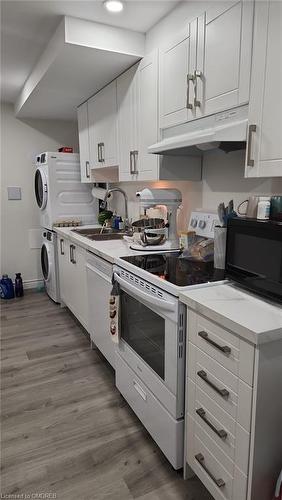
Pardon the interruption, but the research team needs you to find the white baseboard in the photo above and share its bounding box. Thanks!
[23,279,44,290]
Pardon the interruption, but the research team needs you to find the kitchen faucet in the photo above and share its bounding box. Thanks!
[100,187,130,230]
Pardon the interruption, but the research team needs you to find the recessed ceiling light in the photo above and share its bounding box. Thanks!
[103,0,124,13]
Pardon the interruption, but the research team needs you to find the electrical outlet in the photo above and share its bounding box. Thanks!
[7,187,21,200]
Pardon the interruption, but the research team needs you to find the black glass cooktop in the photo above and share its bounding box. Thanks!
[121,252,225,287]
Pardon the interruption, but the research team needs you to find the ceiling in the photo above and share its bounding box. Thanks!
[1,0,179,105]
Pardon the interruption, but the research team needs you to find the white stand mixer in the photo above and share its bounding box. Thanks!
[130,188,182,251]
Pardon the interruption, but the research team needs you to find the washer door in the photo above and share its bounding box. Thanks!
[35,167,48,210]
[41,244,50,281]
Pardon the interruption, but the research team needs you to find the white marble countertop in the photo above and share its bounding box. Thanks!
[180,283,282,345]
[54,225,146,264]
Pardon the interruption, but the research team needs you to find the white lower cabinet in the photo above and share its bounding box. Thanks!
[185,310,282,500]
[57,236,88,330]
[245,0,282,177]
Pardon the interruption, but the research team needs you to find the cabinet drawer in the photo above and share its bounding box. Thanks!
[115,353,183,469]
[188,310,254,385]
[186,414,248,500]
[188,343,252,431]
[187,378,250,474]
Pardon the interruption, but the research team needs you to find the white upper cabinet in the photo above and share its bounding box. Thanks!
[200,1,253,117]
[88,80,118,169]
[159,1,253,128]
[245,0,282,178]
[159,28,191,128]
[117,63,139,181]
[117,51,159,181]
[77,102,91,183]
[138,51,159,180]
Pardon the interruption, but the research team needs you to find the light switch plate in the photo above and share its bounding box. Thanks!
[7,187,22,200]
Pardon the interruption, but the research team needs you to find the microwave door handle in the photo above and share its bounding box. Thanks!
[114,273,175,312]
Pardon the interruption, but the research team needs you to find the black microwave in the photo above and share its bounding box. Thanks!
[225,218,282,303]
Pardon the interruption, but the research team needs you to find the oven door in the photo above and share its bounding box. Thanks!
[114,270,185,419]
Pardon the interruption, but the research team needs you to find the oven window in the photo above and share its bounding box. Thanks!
[120,292,165,379]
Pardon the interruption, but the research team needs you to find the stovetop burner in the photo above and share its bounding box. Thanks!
[121,252,225,287]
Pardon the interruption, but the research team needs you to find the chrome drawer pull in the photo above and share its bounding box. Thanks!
[60,239,64,255]
[196,408,227,439]
[197,370,229,399]
[198,331,231,355]
[195,453,225,488]
[186,73,194,109]
[246,124,256,167]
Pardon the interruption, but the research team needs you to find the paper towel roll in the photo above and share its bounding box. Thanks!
[91,187,113,201]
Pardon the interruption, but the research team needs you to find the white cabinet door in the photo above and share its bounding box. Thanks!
[197,1,253,117]
[77,102,91,183]
[137,51,159,180]
[245,0,282,178]
[159,27,191,128]
[57,237,88,330]
[117,52,159,181]
[68,244,88,330]
[117,63,139,181]
[57,237,72,307]
[89,81,118,169]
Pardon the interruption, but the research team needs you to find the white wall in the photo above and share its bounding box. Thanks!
[0,102,78,286]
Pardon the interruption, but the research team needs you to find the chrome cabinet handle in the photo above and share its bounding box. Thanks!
[97,143,100,162]
[196,408,227,440]
[186,74,194,109]
[71,245,76,264]
[60,239,64,255]
[130,151,134,174]
[198,331,231,355]
[98,142,105,162]
[195,453,225,488]
[69,244,73,263]
[197,370,229,399]
[194,70,202,107]
[247,124,256,167]
[85,161,90,178]
[133,150,139,174]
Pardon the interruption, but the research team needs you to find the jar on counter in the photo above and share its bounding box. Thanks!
[257,197,271,220]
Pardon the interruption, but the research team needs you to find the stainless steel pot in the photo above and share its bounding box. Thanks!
[132,218,166,246]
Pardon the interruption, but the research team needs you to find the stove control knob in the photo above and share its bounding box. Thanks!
[191,218,198,228]
[199,220,206,229]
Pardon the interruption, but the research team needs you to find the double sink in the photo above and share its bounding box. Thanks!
[72,227,129,241]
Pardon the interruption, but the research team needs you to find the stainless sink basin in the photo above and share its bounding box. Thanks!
[71,227,129,241]
[88,233,127,241]
[72,227,114,236]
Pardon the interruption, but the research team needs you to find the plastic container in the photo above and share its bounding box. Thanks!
[15,273,24,297]
[0,274,15,299]
[257,197,271,220]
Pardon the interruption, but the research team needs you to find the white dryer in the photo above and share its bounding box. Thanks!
[41,229,60,303]
[34,152,97,230]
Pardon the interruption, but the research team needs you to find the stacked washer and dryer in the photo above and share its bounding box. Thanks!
[35,152,97,302]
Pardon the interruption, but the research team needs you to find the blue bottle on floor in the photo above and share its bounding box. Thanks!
[0,274,15,299]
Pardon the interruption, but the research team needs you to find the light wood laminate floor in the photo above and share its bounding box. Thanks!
[1,291,213,500]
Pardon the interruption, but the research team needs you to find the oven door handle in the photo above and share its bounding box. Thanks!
[114,273,176,311]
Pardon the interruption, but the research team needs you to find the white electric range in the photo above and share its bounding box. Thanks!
[113,211,225,470]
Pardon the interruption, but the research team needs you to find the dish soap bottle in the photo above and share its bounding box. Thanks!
[0,274,15,299]
[15,273,24,297]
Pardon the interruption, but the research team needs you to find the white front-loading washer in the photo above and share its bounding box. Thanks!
[41,229,60,303]
[34,152,98,230]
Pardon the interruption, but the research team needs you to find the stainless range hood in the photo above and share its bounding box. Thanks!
[148,105,248,156]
